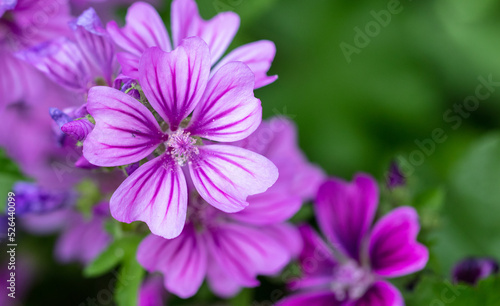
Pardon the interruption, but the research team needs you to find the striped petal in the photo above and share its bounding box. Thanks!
[171,0,239,65]
[137,225,207,298]
[186,62,261,142]
[110,155,188,239]
[117,52,140,79]
[106,2,171,57]
[189,145,278,213]
[17,37,90,91]
[369,207,429,278]
[315,174,379,262]
[83,86,165,167]
[206,223,290,292]
[213,40,278,89]
[139,37,210,131]
[71,8,115,85]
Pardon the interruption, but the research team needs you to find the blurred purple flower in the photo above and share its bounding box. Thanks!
[55,202,111,265]
[386,160,405,190]
[136,117,321,298]
[17,7,116,92]
[137,192,301,298]
[452,257,499,285]
[0,0,72,107]
[83,37,277,239]
[107,0,277,88]
[278,174,429,306]
[12,181,76,216]
[138,275,168,306]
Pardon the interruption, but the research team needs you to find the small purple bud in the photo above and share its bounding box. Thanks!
[124,162,140,176]
[120,79,141,100]
[49,107,72,128]
[452,257,499,285]
[61,118,94,141]
[386,160,406,190]
[11,182,76,216]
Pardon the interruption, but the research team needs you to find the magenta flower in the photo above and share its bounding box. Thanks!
[107,0,277,88]
[55,202,111,265]
[136,117,321,298]
[278,174,429,306]
[137,189,302,299]
[138,275,168,306]
[83,37,278,239]
[17,7,116,92]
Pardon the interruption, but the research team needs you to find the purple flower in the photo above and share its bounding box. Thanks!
[107,0,277,88]
[137,192,301,298]
[452,257,499,285]
[55,202,112,265]
[17,7,115,92]
[0,0,71,106]
[138,275,168,306]
[83,37,278,239]
[12,181,76,216]
[135,116,321,298]
[278,174,429,306]
[386,160,406,190]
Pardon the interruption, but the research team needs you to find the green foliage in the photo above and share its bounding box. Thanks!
[75,179,102,218]
[406,275,500,306]
[0,149,26,211]
[85,234,145,306]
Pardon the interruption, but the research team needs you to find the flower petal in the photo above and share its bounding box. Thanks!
[71,8,115,85]
[137,225,207,298]
[205,223,290,290]
[354,281,404,306]
[117,52,140,79]
[276,291,339,306]
[110,155,188,239]
[138,275,167,306]
[231,191,302,225]
[315,173,378,262]
[189,145,278,213]
[0,52,44,107]
[289,225,337,291]
[17,38,90,91]
[83,86,164,167]
[139,37,210,131]
[171,0,239,65]
[213,40,277,89]
[106,2,171,57]
[186,62,261,142]
[368,207,429,278]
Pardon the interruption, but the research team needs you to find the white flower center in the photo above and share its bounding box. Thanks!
[330,260,374,301]
[165,129,199,166]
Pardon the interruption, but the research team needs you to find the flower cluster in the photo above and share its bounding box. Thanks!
[0,0,434,305]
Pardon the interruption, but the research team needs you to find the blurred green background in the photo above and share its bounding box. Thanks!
[6,0,500,304]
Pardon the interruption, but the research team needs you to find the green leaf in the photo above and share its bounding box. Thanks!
[406,275,500,306]
[426,134,500,275]
[114,236,145,306]
[289,203,313,224]
[84,235,142,278]
[0,149,27,211]
[75,179,102,218]
[230,288,253,306]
